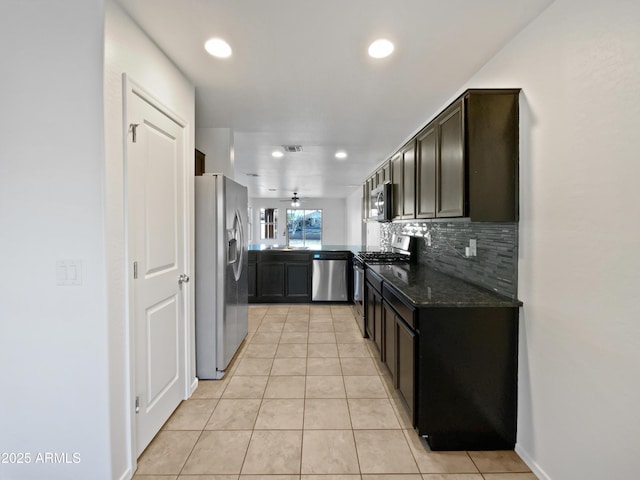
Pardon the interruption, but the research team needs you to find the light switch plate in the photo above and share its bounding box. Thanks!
[56,260,83,286]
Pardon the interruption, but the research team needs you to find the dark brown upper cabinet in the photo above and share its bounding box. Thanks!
[415,88,520,221]
[416,124,437,219]
[436,101,465,217]
[391,142,416,220]
[464,90,519,222]
[416,101,464,219]
[195,149,206,176]
[366,88,519,223]
[364,161,392,220]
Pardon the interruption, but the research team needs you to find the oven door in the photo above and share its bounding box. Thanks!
[352,260,365,336]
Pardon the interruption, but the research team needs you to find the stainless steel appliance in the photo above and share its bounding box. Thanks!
[369,182,392,221]
[311,251,349,301]
[352,255,365,335]
[353,234,416,337]
[195,174,249,379]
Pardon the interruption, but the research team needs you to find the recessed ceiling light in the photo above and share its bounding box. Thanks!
[204,38,232,58]
[335,151,348,159]
[368,39,394,59]
[272,150,284,158]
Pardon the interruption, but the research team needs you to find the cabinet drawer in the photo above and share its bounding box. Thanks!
[366,269,383,293]
[383,284,416,329]
[260,251,310,262]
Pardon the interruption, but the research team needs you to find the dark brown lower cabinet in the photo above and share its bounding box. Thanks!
[395,312,415,421]
[379,283,518,451]
[251,251,312,303]
[381,287,416,423]
[416,307,518,451]
[257,262,286,299]
[286,263,311,298]
[365,269,384,353]
[382,302,395,378]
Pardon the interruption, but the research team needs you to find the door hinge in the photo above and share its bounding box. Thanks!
[130,123,140,143]
[135,396,140,414]
[133,261,138,279]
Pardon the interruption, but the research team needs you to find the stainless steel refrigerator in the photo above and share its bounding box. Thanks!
[195,174,249,379]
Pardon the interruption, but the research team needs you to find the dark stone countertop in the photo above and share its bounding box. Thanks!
[366,263,522,308]
[249,244,361,254]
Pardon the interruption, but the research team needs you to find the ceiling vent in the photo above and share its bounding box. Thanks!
[282,145,303,153]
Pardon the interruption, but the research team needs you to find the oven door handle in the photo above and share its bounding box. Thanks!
[353,264,364,302]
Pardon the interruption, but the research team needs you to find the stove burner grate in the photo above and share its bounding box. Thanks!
[356,251,410,264]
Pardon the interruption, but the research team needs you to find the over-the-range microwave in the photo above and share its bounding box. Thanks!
[369,182,392,221]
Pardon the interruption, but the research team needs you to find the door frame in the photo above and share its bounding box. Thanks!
[122,74,196,471]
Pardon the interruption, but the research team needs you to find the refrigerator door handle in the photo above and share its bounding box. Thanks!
[230,210,244,281]
[228,237,238,264]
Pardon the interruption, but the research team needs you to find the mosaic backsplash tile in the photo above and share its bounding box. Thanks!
[380,221,518,299]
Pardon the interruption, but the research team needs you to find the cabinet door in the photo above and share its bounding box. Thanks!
[376,161,391,185]
[382,162,391,184]
[286,263,310,299]
[437,101,465,218]
[362,183,368,219]
[365,284,376,341]
[373,292,382,354]
[195,149,206,176]
[391,153,403,219]
[416,124,437,218]
[402,143,416,219]
[465,91,519,222]
[258,262,285,299]
[396,315,416,422]
[383,302,396,380]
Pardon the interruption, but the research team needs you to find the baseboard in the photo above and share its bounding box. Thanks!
[515,443,552,480]
[116,466,133,480]
[189,377,199,397]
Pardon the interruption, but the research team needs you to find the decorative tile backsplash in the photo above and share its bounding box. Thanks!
[380,221,518,299]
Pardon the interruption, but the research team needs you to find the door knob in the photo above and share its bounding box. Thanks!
[178,274,190,285]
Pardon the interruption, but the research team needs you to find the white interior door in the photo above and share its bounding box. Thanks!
[126,81,187,456]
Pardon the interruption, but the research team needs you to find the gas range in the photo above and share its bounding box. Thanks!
[355,234,415,265]
[355,251,411,264]
[352,234,415,338]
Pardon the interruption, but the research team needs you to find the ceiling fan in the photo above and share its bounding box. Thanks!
[279,192,304,207]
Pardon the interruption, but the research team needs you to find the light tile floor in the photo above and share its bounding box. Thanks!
[134,304,537,480]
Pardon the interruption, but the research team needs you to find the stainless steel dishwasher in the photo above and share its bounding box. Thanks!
[311,251,349,301]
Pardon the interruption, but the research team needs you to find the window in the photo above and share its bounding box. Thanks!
[260,208,278,239]
[286,209,322,247]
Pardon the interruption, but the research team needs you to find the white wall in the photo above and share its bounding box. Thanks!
[345,188,364,246]
[196,127,235,178]
[249,197,347,246]
[454,0,640,478]
[0,1,111,479]
[104,1,196,478]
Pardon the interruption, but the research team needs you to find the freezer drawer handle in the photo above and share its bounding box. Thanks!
[178,274,190,285]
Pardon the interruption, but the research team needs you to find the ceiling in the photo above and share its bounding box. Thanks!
[116,0,553,200]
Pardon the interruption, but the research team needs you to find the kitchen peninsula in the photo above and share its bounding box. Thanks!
[248,245,359,304]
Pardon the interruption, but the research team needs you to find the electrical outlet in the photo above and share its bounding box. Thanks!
[469,239,477,256]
